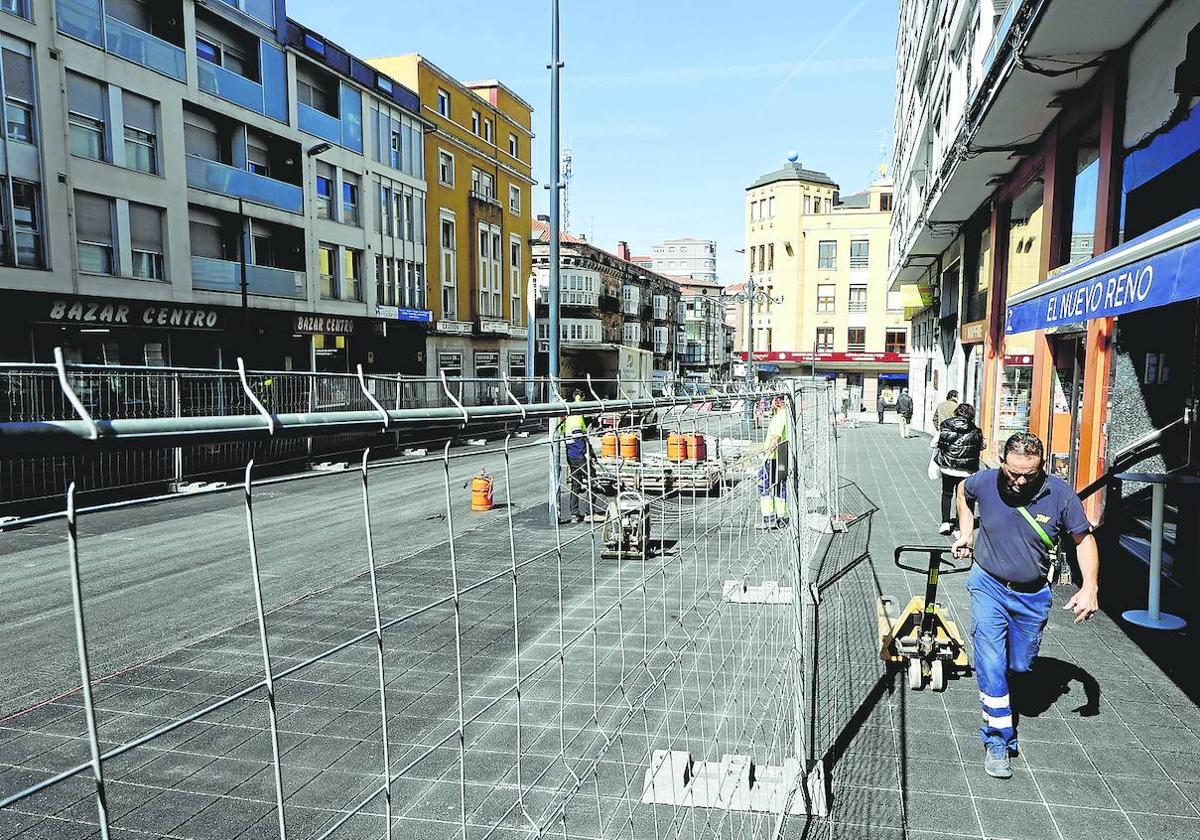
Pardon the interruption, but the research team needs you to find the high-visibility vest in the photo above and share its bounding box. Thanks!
[562,414,587,437]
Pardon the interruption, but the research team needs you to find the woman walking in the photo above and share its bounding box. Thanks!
[932,403,984,535]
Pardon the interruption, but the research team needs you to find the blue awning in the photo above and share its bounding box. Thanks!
[1005,208,1200,335]
[878,373,909,381]
[755,363,781,374]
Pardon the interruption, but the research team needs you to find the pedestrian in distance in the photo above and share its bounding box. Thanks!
[895,388,914,438]
[931,402,983,535]
[952,432,1099,780]
[934,389,960,429]
[876,392,886,424]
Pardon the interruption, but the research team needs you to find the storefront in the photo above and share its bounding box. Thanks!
[740,350,910,409]
[427,318,527,381]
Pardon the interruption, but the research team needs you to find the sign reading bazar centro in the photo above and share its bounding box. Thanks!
[735,350,909,364]
[49,298,220,329]
[294,314,354,335]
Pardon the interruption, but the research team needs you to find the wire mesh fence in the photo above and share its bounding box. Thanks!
[0,372,851,840]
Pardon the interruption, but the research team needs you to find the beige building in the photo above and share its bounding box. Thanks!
[740,160,908,406]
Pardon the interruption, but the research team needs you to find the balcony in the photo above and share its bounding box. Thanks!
[198,59,266,115]
[298,103,341,144]
[468,189,503,209]
[848,302,868,313]
[57,1,187,82]
[186,155,303,214]
[191,256,304,299]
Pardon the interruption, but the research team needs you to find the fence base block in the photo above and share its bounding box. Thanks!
[641,750,821,815]
[722,579,794,604]
[313,461,350,472]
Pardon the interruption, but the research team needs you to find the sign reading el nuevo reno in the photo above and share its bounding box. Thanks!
[1006,234,1200,334]
[49,298,220,328]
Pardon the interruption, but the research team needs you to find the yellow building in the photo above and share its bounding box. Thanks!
[742,160,907,408]
[369,54,534,378]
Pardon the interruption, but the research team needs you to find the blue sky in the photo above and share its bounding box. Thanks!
[286,0,898,281]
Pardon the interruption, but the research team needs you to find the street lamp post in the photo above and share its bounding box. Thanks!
[723,249,783,385]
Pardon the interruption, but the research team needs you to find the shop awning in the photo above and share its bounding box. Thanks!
[878,373,910,381]
[1005,208,1200,335]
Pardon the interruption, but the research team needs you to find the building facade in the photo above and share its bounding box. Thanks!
[890,0,1200,546]
[0,0,444,373]
[673,275,730,380]
[532,223,682,376]
[647,237,717,282]
[369,54,533,379]
[740,160,906,404]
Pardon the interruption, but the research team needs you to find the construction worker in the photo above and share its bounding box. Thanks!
[952,432,1099,779]
[754,395,790,529]
[558,391,601,524]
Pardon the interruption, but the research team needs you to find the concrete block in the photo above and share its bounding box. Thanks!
[722,579,794,604]
[312,461,349,472]
[641,750,823,815]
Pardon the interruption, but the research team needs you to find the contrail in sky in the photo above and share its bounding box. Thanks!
[760,0,873,112]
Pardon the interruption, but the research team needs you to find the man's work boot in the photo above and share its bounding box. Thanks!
[984,744,1012,779]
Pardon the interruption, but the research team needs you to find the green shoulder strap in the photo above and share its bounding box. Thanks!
[1016,505,1055,550]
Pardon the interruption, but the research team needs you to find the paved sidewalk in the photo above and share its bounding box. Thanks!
[816,422,1200,840]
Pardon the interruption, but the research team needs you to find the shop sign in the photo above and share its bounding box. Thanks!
[479,319,509,335]
[436,320,474,335]
[735,350,909,364]
[508,325,529,338]
[294,315,353,335]
[1006,212,1200,335]
[398,308,433,323]
[48,298,220,329]
[960,320,986,343]
[374,305,399,319]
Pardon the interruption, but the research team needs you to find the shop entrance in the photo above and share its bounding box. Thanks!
[1047,334,1087,484]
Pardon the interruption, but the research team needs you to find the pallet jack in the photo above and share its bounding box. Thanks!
[878,546,972,691]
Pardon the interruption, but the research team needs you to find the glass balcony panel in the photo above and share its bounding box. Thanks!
[198,59,265,114]
[261,42,288,124]
[243,0,274,25]
[298,102,341,144]
[104,15,186,81]
[56,0,103,46]
[191,256,304,299]
[186,155,303,213]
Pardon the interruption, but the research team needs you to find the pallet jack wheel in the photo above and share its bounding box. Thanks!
[907,658,923,691]
[929,659,945,692]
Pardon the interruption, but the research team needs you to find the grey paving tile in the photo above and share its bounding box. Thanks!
[1126,811,1200,840]
[1105,774,1197,816]
[902,791,982,836]
[972,797,1059,840]
[1031,769,1119,808]
[1049,804,1139,840]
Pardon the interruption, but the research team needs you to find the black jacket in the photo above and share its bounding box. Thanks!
[895,393,914,419]
[935,416,984,472]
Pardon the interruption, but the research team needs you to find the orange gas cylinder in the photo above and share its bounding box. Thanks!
[619,432,641,461]
[601,432,619,459]
[666,433,686,462]
[685,433,707,462]
[471,470,494,511]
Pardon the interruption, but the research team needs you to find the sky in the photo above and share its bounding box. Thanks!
[286,0,899,282]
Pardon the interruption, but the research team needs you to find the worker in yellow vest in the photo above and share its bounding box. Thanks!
[756,395,790,529]
[557,392,601,524]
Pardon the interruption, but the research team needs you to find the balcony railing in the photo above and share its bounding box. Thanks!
[191,256,305,299]
[198,59,266,116]
[849,256,869,271]
[185,155,303,214]
[57,1,187,81]
[298,102,341,144]
[847,342,866,352]
[848,302,868,313]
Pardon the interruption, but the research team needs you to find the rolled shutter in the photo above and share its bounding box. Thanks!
[129,203,163,253]
[122,91,156,133]
[67,72,105,119]
[74,193,113,244]
[2,50,32,102]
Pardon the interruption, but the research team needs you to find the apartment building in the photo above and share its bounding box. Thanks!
[0,0,438,373]
[368,54,533,380]
[673,275,730,380]
[532,224,682,375]
[740,157,904,402]
[647,237,717,282]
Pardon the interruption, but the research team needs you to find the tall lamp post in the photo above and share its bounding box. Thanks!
[723,249,783,385]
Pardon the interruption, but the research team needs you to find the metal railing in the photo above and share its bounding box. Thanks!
[0,370,840,839]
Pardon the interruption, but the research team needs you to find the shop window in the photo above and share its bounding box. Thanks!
[1005,174,1044,299]
[1064,119,1101,268]
[964,221,992,323]
[75,192,115,274]
[439,351,463,377]
[475,351,499,378]
[508,352,526,379]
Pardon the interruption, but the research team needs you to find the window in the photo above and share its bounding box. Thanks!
[768,196,775,218]
[315,163,334,219]
[483,118,493,143]
[804,194,812,214]
[817,240,836,270]
[246,141,269,176]
[849,285,868,312]
[75,192,115,274]
[816,327,834,352]
[319,242,337,298]
[510,237,522,325]
[376,255,393,306]
[471,168,494,200]
[440,213,457,319]
[436,88,450,117]
[886,329,908,354]
[509,352,526,378]
[342,177,359,225]
[438,351,463,377]
[767,243,774,271]
[438,149,454,186]
[849,240,869,270]
[3,47,35,144]
[129,202,164,280]
[816,284,835,313]
[509,184,520,214]
[879,192,893,211]
[471,110,480,135]
[343,248,362,301]
[847,328,866,351]
[195,37,219,65]
[297,77,331,114]
[122,91,157,174]
[67,73,106,161]
[9,179,42,267]
[476,224,502,317]
[748,245,756,272]
[508,133,518,158]
[1,0,29,20]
